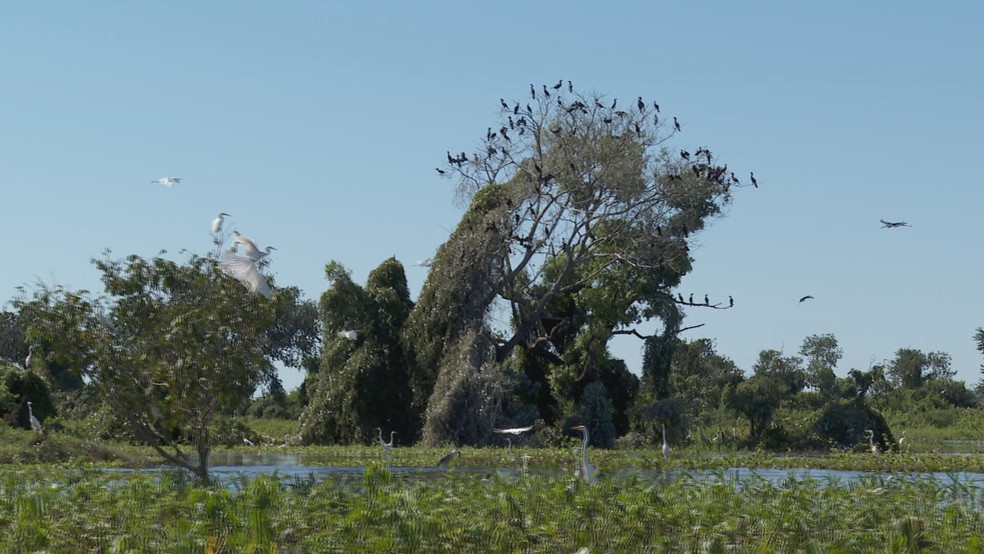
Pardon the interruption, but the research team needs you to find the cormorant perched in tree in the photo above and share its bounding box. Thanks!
[530,84,536,99]
[704,294,709,305]
[435,168,445,175]
[653,102,660,113]
[553,79,563,90]
[729,295,734,308]
[688,294,694,305]
[637,96,645,112]
[750,172,758,187]
[678,293,685,303]
[680,150,691,160]
[673,117,681,131]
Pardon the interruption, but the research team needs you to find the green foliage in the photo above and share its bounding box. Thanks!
[2,461,984,551]
[0,366,54,430]
[422,328,506,446]
[23,251,292,480]
[301,258,414,445]
[724,374,785,443]
[814,397,893,450]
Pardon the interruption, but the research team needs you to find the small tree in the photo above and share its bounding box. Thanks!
[799,333,841,396]
[26,252,293,481]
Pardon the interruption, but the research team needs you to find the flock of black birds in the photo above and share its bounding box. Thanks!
[433,81,912,314]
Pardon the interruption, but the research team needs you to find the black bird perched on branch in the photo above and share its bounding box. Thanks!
[680,150,691,160]
[678,293,685,303]
[553,79,563,90]
[673,117,681,131]
[435,168,445,175]
[689,294,694,305]
[729,296,734,308]
[567,80,573,93]
[637,97,645,112]
[704,294,709,305]
[653,102,660,113]
[750,172,758,187]
[530,84,536,99]
[799,295,814,303]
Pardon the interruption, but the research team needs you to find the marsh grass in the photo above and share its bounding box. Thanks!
[2,459,984,552]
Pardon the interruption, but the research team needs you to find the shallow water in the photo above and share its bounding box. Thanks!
[111,451,984,489]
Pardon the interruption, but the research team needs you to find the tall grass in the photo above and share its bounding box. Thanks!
[2,462,984,552]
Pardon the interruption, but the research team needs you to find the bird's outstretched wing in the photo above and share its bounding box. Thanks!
[492,424,535,435]
[219,252,271,297]
[799,295,814,303]
[880,219,909,228]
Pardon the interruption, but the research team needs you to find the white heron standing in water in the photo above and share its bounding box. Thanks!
[661,424,671,460]
[376,428,396,464]
[570,425,596,484]
[27,401,42,433]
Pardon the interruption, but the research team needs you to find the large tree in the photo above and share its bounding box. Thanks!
[300,258,414,444]
[406,82,750,443]
[24,251,304,480]
[799,333,842,396]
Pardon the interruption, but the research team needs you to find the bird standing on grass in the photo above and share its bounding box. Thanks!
[570,425,596,484]
[661,424,671,460]
[27,401,42,434]
[436,447,459,467]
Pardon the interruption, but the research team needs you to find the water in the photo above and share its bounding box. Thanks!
[110,451,984,489]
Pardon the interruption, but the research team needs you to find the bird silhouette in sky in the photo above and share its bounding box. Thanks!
[880,219,910,228]
[799,295,814,303]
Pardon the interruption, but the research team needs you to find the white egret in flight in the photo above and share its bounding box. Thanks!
[232,232,276,261]
[27,401,42,433]
[492,424,535,436]
[570,425,596,484]
[211,212,231,234]
[151,177,182,187]
[219,252,272,297]
[416,257,435,267]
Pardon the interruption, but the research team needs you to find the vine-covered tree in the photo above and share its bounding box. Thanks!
[24,252,303,480]
[406,82,752,444]
[300,258,414,444]
[886,348,952,390]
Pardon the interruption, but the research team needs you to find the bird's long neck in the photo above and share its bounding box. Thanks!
[388,431,396,446]
[28,404,33,418]
[377,429,384,445]
[580,428,589,472]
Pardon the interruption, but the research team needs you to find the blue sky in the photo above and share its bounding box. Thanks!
[2,2,982,391]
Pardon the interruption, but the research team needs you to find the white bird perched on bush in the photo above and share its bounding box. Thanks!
[211,212,231,234]
[337,330,358,341]
[232,232,276,261]
[151,177,182,187]
[219,252,272,297]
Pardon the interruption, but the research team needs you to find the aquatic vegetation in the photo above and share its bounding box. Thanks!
[1,458,984,552]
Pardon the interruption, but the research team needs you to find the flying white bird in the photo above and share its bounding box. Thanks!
[492,424,535,435]
[232,232,276,261]
[337,330,358,341]
[219,252,272,297]
[211,212,231,234]
[151,177,182,187]
[416,257,435,267]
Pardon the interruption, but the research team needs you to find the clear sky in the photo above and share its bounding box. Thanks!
[2,2,982,391]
